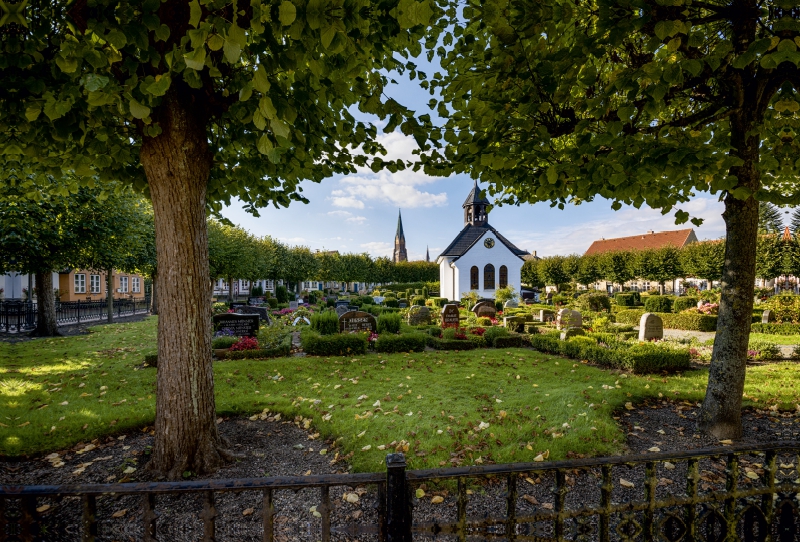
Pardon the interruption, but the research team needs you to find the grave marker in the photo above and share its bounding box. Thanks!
[555,309,582,330]
[762,309,774,324]
[289,301,299,310]
[638,313,664,341]
[339,311,378,333]
[407,305,431,325]
[441,304,461,328]
[212,313,260,338]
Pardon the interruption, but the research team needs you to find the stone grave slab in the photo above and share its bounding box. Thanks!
[339,311,378,333]
[503,299,519,309]
[407,305,431,325]
[638,313,664,341]
[441,304,461,328]
[471,300,497,318]
[762,309,774,324]
[289,301,299,310]
[235,306,271,323]
[212,313,260,337]
[555,309,581,330]
[335,305,350,318]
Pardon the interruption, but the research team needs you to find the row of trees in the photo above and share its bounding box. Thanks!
[525,235,799,292]
[207,220,438,297]
[0,180,156,335]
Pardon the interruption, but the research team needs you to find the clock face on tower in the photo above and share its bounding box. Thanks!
[484,237,495,249]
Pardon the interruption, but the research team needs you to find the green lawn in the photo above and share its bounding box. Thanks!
[749,333,800,346]
[3,317,800,472]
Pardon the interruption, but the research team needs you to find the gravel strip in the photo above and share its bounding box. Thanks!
[3,402,797,541]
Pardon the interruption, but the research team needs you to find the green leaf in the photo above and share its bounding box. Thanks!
[253,109,266,130]
[25,105,42,122]
[106,29,128,49]
[184,47,207,71]
[129,98,151,119]
[147,74,171,97]
[82,74,109,92]
[546,166,557,184]
[155,24,171,42]
[207,34,224,51]
[253,65,270,94]
[189,0,202,28]
[321,26,336,49]
[239,82,253,102]
[666,37,681,52]
[56,56,78,73]
[259,96,277,120]
[279,1,297,26]
[271,119,291,139]
[257,134,274,154]
[224,24,246,63]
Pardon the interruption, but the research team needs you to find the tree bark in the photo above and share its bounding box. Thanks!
[227,275,234,303]
[106,269,114,324]
[151,273,158,315]
[32,271,59,336]
[698,116,760,439]
[140,88,233,479]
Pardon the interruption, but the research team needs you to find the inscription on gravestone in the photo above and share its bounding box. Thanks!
[339,311,378,333]
[212,313,260,338]
[638,313,664,342]
[441,304,461,328]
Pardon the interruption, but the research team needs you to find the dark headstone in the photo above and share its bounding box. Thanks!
[335,305,350,318]
[407,305,431,325]
[471,300,496,318]
[398,302,408,309]
[441,304,461,328]
[335,300,350,308]
[236,306,271,323]
[212,313,260,337]
[248,297,265,305]
[230,301,247,309]
[348,305,359,311]
[339,311,378,333]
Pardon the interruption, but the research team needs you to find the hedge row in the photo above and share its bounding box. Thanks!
[528,334,690,374]
[429,338,478,350]
[615,309,717,332]
[300,330,368,356]
[375,333,427,353]
[750,322,800,335]
[218,335,293,360]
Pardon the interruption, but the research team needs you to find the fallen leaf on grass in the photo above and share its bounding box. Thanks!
[431,496,444,504]
[309,506,321,518]
[624,402,634,411]
[36,505,50,513]
[343,493,359,504]
[620,479,635,488]
[522,495,539,505]
[416,489,425,498]
[745,471,759,480]
[361,445,371,451]
[111,509,127,518]
[242,508,254,516]
[648,447,661,453]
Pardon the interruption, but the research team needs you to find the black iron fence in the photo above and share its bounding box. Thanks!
[0,297,150,333]
[2,442,799,541]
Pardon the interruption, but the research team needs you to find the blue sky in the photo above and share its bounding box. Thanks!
[221,55,732,259]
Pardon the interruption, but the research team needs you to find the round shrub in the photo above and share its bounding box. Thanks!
[377,312,402,334]
[360,295,374,305]
[411,296,425,306]
[275,285,289,303]
[484,326,509,344]
[310,310,339,335]
[644,295,674,313]
[265,298,279,308]
[672,297,699,313]
[574,292,611,312]
[477,317,493,326]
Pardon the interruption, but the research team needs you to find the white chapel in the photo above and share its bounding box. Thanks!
[437,180,529,301]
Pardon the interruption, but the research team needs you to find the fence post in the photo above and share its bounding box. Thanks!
[385,453,411,542]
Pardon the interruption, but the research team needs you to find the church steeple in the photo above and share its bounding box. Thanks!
[426,246,430,262]
[393,210,408,263]
[463,179,490,226]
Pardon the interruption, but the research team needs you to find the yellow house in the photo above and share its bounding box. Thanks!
[58,269,147,302]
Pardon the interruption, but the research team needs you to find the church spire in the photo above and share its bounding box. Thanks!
[426,246,430,262]
[463,179,490,226]
[393,209,408,263]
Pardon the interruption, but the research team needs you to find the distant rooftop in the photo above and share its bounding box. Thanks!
[584,229,697,256]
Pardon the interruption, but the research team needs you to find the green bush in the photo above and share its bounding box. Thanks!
[218,335,292,360]
[383,292,397,299]
[422,287,429,298]
[275,285,289,303]
[251,284,264,297]
[484,326,509,343]
[212,336,239,349]
[411,296,426,306]
[493,335,528,348]
[212,302,229,315]
[310,310,340,335]
[614,293,636,307]
[384,299,399,308]
[429,297,448,308]
[375,333,427,353]
[300,330,368,356]
[552,294,571,306]
[477,317,493,326]
[616,309,646,325]
[431,338,477,350]
[621,343,691,373]
[672,297,698,313]
[574,292,611,312]
[644,296,674,313]
[263,297,277,309]
[359,295,374,305]
[377,312,402,334]
[426,326,442,337]
[750,323,800,335]
[659,312,717,332]
[748,340,781,360]
[441,327,459,340]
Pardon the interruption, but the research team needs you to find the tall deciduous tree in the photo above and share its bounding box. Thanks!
[633,246,684,292]
[425,0,800,437]
[536,255,569,291]
[573,254,602,288]
[680,241,726,285]
[5,0,436,477]
[598,251,635,291]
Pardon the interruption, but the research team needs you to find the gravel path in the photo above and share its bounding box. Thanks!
[3,401,798,541]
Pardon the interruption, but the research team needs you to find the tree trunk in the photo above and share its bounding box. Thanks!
[140,88,232,478]
[32,271,59,336]
[106,269,114,323]
[151,272,159,315]
[698,108,760,439]
[227,275,234,303]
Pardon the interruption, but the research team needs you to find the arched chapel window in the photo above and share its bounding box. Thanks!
[499,266,508,288]
[484,264,495,290]
[470,266,479,290]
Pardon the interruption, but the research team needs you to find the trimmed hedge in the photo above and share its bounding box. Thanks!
[493,335,529,348]
[660,312,717,332]
[614,292,641,307]
[644,296,674,313]
[218,335,292,360]
[750,322,800,335]
[672,297,698,313]
[574,293,611,312]
[310,310,339,335]
[429,297,448,308]
[375,333,427,353]
[484,326,509,343]
[211,336,239,349]
[384,299,399,308]
[411,296,426,306]
[377,313,402,334]
[528,334,689,373]
[616,309,646,325]
[430,338,477,350]
[300,331,368,356]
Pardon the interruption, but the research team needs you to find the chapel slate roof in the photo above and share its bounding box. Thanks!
[462,179,491,207]
[438,223,529,260]
[584,228,697,256]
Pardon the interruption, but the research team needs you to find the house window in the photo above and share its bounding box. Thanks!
[499,266,508,288]
[132,277,141,293]
[470,266,479,290]
[74,273,86,294]
[120,276,129,293]
[484,264,495,290]
[90,274,101,293]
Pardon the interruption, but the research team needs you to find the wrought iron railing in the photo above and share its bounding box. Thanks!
[1,443,798,541]
[0,297,150,333]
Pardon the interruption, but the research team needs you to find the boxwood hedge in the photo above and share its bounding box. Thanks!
[300,330,367,356]
[375,333,427,353]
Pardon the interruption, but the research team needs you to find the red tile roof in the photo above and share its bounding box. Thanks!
[584,229,697,256]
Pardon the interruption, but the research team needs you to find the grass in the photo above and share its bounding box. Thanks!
[749,333,800,346]
[3,317,800,472]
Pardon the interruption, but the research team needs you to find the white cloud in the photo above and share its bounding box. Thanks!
[279,236,308,245]
[327,210,352,218]
[504,196,726,257]
[360,241,394,258]
[329,132,449,210]
[346,216,367,224]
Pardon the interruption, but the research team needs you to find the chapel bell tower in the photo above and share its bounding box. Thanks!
[463,179,490,226]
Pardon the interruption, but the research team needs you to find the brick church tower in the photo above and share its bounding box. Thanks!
[393,210,408,263]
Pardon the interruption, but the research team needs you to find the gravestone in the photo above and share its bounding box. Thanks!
[348,305,359,311]
[335,305,350,318]
[236,306,271,323]
[407,305,431,326]
[230,301,247,310]
[560,328,585,340]
[373,296,385,305]
[503,299,519,309]
[289,301,299,310]
[398,302,408,309]
[538,310,555,323]
[472,300,497,318]
[503,316,525,332]
[212,313,260,338]
[638,313,664,341]
[441,304,461,328]
[555,309,581,330]
[762,310,774,324]
[339,311,378,333]
[248,297,265,305]
[336,300,350,307]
